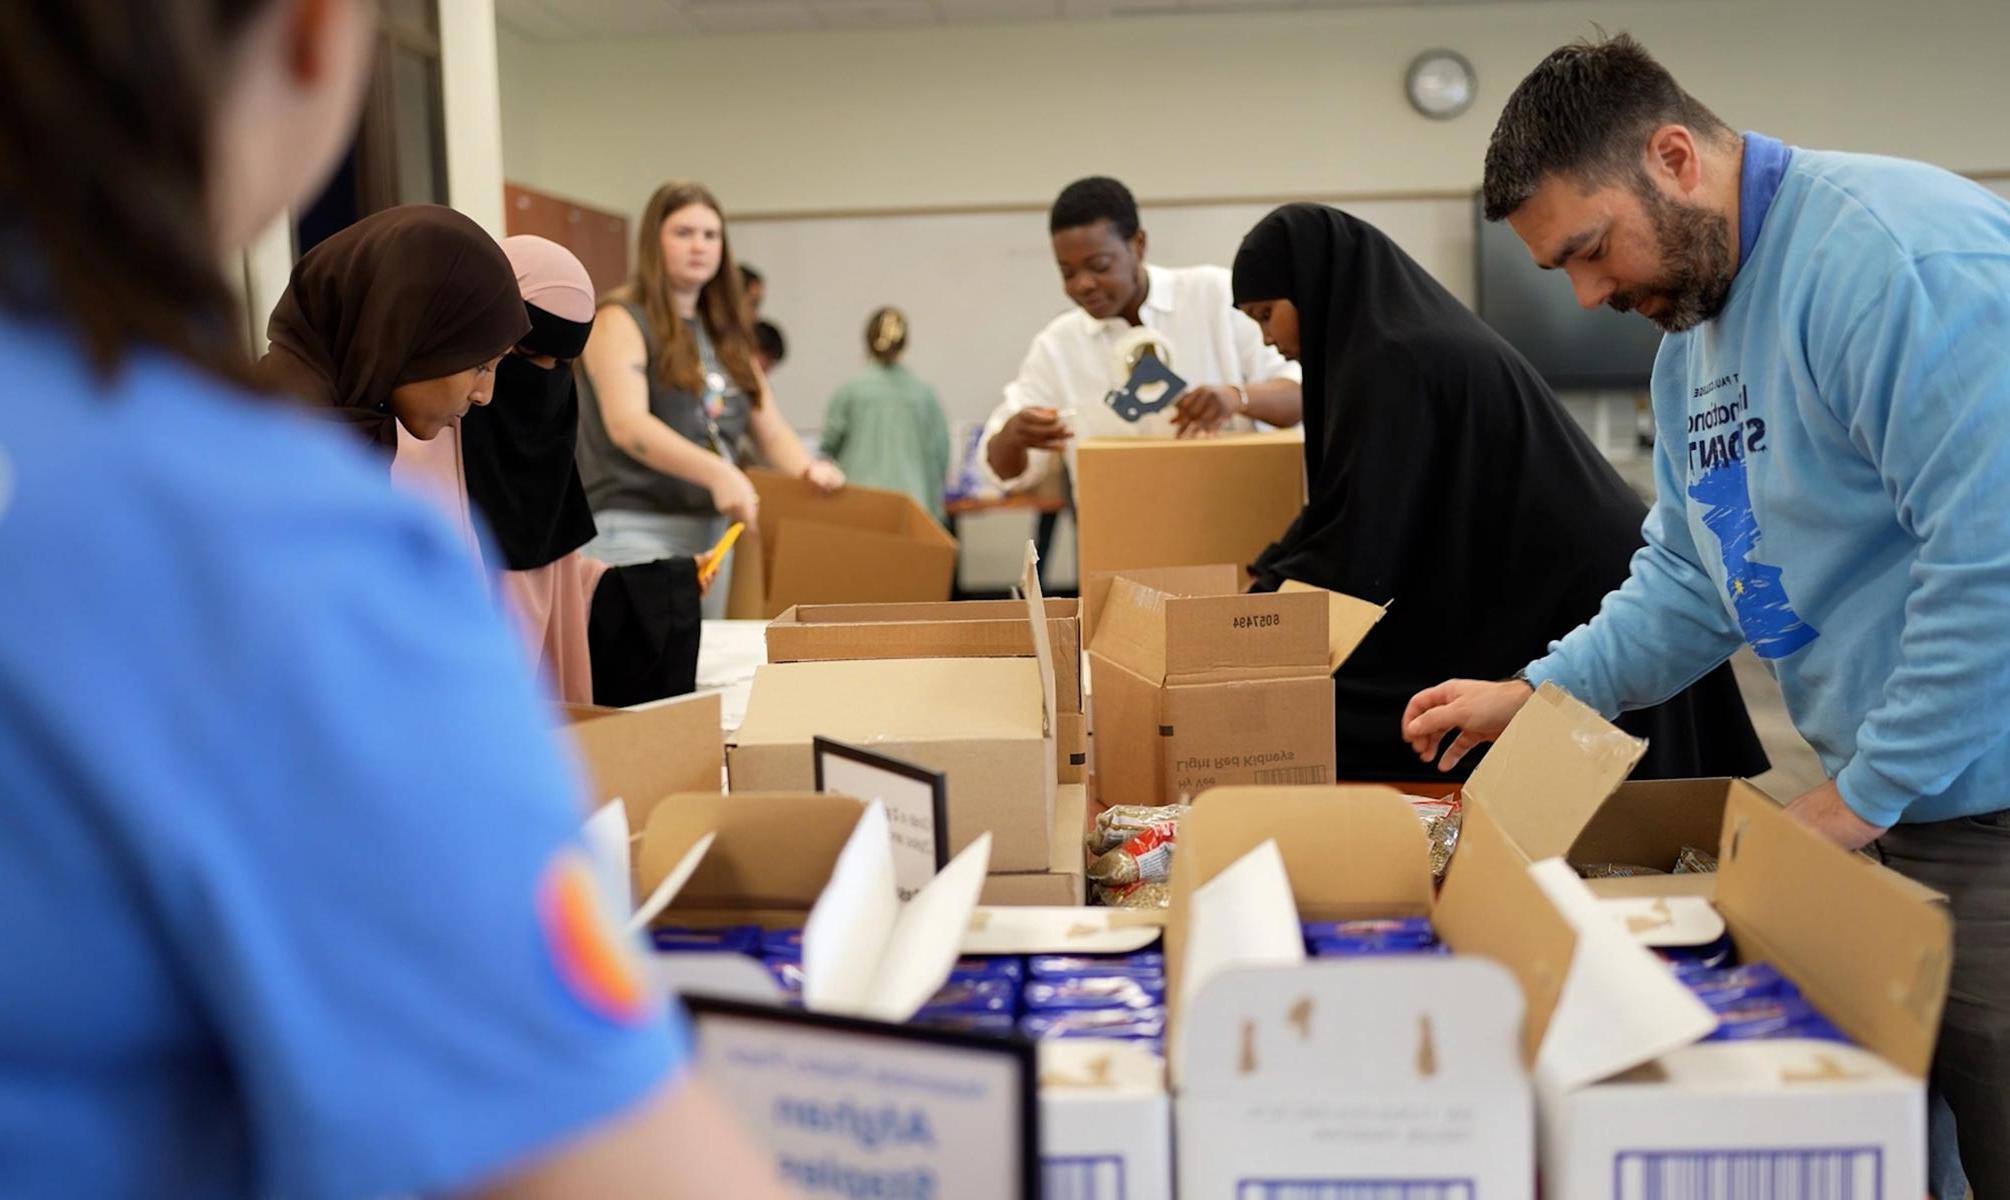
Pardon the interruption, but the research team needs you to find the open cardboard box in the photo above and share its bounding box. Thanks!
[765,591,1086,783]
[1164,786,1538,1197]
[726,468,958,620]
[977,782,1088,907]
[559,692,723,829]
[729,547,1060,872]
[1073,430,1305,639]
[1088,566,1384,808]
[1445,683,1955,1199]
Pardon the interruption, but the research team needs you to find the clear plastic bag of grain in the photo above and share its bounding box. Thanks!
[1405,794,1463,879]
[1091,804,1189,855]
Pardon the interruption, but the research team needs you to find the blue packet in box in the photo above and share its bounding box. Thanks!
[1301,918,1436,945]
[1655,931,1735,970]
[1020,1006,1167,1041]
[759,928,805,960]
[1704,995,1848,1042]
[916,1010,1016,1036]
[1022,976,1164,1011]
[767,960,805,994]
[652,925,762,955]
[949,955,1025,985]
[921,977,1017,1015]
[1029,952,1164,980]
[1681,963,1798,1011]
[1308,939,1450,959]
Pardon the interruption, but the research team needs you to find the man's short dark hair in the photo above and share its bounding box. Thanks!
[1049,176,1140,239]
[754,318,786,365]
[739,263,763,288]
[1482,32,1732,222]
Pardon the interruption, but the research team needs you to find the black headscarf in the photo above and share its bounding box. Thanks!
[1230,204,1765,781]
[260,205,528,455]
[457,235,599,571]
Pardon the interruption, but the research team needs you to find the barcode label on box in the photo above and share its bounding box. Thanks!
[1233,1181,1476,1199]
[1044,1155,1127,1199]
[1253,765,1331,785]
[1614,1147,1882,1199]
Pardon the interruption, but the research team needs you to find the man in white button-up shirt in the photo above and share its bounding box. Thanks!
[981,177,1304,492]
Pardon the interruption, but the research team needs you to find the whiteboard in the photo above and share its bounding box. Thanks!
[732,194,1474,436]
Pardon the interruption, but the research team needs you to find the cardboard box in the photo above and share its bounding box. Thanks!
[1444,683,1954,1199]
[1073,430,1304,636]
[766,597,1083,715]
[1087,566,1384,808]
[764,594,1088,783]
[979,783,1087,907]
[728,549,1061,872]
[1039,1041,1173,1200]
[728,468,958,620]
[560,693,723,829]
[1164,786,1537,1197]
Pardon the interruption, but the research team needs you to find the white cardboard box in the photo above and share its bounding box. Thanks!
[1038,1040,1173,1200]
[1444,683,1955,1200]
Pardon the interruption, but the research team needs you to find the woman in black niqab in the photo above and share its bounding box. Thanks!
[1230,203,1765,780]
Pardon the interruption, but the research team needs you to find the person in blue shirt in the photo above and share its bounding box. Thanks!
[0,1,780,1196]
[1401,33,2010,1195]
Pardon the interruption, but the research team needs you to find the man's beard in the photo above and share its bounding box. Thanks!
[1608,184,1735,333]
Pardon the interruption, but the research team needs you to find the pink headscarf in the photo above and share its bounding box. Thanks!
[503,235,596,323]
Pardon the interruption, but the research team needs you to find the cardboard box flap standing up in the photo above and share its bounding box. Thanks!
[1458,682,1649,862]
[560,693,724,828]
[1016,544,1058,739]
[741,467,958,618]
[729,545,1059,870]
[1279,579,1390,672]
[637,792,864,927]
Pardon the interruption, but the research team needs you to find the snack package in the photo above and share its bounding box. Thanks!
[1020,1006,1167,1042]
[1678,962,1798,1011]
[767,959,806,993]
[1021,976,1164,1012]
[1088,821,1177,888]
[1406,795,1463,879]
[948,955,1025,985]
[1029,952,1165,981]
[652,925,763,955]
[760,928,806,960]
[915,1010,1017,1036]
[1302,918,1436,945]
[1091,804,1189,856]
[1704,996,1849,1043]
[920,976,1019,1015]
[1309,940,1451,959]
[1577,863,1668,880]
[1656,932,1736,970]
[1674,845,1721,875]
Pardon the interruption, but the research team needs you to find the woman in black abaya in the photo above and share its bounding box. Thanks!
[1230,203,1765,780]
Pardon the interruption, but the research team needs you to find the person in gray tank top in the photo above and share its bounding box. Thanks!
[577,181,843,617]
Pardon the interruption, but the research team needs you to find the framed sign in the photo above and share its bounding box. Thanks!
[813,737,949,901]
[683,995,1039,1200]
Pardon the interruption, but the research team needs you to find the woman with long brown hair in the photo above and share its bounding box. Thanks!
[577,181,842,616]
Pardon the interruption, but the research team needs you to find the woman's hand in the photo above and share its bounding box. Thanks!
[708,463,761,526]
[803,460,845,494]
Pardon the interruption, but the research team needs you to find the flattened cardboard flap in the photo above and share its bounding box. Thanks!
[1714,784,1952,1077]
[637,792,863,919]
[1084,563,1240,645]
[1279,580,1389,673]
[1087,577,1173,682]
[561,693,724,828]
[1462,681,1647,862]
[1018,542,1058,736]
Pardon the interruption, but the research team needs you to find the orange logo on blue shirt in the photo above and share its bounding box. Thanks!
[536,847,655,1027]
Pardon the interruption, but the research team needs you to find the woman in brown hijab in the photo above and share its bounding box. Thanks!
[261,205,528,454]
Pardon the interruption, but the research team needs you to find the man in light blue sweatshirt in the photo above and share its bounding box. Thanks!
[1401,33,2010,1194]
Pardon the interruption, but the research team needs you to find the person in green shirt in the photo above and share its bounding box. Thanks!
[820,307,952,524]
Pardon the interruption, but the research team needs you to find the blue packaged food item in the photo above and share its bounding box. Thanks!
[915,1010,1017,1036]
[1029,952,1164,980]
[760,928,806,960]
[1655,931,1735,969]
[949,955,1025,985]
[652,924,762,955]
[1301,918,1436,945]
[767,960,806,993]
[1308,939,1451,959]
[920,977,1018,1015]
[1704,996,1834,1041]
[1020,1006,1167,1041]
[1682,963,1798,1011]
[1022,976,1164,1011]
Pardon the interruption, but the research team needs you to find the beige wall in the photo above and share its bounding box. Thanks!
[498,0,2010,220]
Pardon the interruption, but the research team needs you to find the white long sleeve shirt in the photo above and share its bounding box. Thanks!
[980,263,1301,492]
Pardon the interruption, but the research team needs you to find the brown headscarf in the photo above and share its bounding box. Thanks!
[260,205,529,454]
